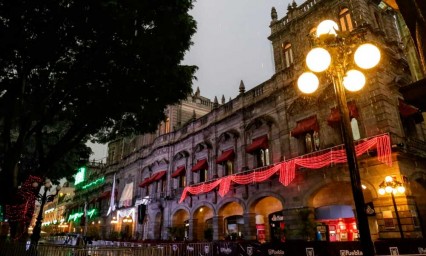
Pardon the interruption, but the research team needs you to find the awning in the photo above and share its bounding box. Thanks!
[138,178,151,188]
[216,149,235,163]
[327,101,359,125]
[399,98,424,123]
[291,115,319,138]
[192,159,208,172]
[171,166,186,178]
[118,182,133,208]
[152,170,166,181]
[245,135,268,154]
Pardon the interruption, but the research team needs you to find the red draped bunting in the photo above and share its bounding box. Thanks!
[179,134,392,203]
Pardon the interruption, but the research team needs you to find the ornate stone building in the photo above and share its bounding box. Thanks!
[96,0,426,243]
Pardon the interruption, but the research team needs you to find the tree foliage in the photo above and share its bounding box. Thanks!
[0,0,197,206]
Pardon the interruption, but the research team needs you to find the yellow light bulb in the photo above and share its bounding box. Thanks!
[385,176,393,182]
[316,20,339,37]
[397,186,405,194]
[354,43,381,69]
[306,47,331,72]
[297,72,319,94]
[378,188,385,195]
[385,186,393,193]
[343,70,365,91]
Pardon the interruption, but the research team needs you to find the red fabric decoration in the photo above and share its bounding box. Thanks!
[192,159,208,172]
[138,178,151,188]
[216,149,235,163]
[399,98,420,117]
[246,135,268,153]
[152,170,167,181]
[171,166,186,178]
[291,115,319,137]
[327,101,359,125]
[178,134,392,203]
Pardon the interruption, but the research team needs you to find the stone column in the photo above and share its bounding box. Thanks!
[188,218,198,241]
[244,213,257,240]
[213,215,224,240]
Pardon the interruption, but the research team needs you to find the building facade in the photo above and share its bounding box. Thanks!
[84,0,426,243]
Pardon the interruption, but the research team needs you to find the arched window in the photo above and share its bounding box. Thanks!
[283,43,294,68]
[351,118,361,140]
[339,8,353,32]
[165,117,170,133]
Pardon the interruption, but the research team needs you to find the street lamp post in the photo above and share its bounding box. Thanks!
[297,20,381,256]
[378,176,406,238]
[30,179,61,246]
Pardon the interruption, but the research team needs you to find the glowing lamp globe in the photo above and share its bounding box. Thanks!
[378,188,385,195]
[306,48,331,72]
[397,185,405,194]
[297,72,319,94]
[385,176,393,182]
[385,186,393,193]
[354,43,381,69]
[343,70,366,91]
[316,20,339,37]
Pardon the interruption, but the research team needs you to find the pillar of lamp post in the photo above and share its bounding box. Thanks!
[378,176,406,238]
[297,20,381,256]
[30,180,61,246]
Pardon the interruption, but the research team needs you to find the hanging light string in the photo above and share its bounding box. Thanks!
[179,133,392,203]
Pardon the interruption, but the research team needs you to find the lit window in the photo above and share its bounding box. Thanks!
[224,160,234,176]
[305,131,320,153]
[283,43,294,68]
[339,8,353,32]
[179,175,186,188]
[256,149,270,168]
[351,118,361,140]
[165,118,170,133]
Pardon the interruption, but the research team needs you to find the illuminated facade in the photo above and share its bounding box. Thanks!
[99,0,426,242]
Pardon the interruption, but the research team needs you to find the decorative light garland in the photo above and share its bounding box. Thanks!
[179,134,392,203]
[5,175,43,240]
[80,177,105,190]
[68,208,98,221]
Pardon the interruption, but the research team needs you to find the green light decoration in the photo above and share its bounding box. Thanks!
[81,177,105,190]
[68,209,98,221]
[74,167,86,185]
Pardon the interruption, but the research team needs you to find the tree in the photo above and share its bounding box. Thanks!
[0,0,196,238]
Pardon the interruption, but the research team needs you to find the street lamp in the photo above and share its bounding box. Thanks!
[378,176,405,238]
[297,20,380,256]
[30,179,61,246]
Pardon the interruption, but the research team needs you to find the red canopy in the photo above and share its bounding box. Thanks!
[291,115,319,138]
[171,166,186,178]
[192,159,208,172]
[216,149,235,163]
[327,101,359,125]
[245,135,268,154]
[399,98,420,117]
[138,178,152,188]
[399,98,424,123]
[152,170,167,181]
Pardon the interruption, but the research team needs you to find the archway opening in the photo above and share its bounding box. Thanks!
[193,206,213,241]
[250,196,283,242]
[219,201,244,240]
[170,209,189,240]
